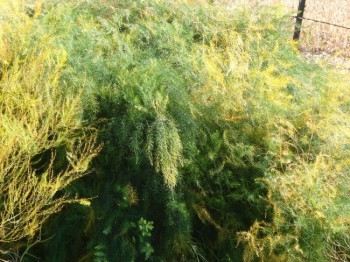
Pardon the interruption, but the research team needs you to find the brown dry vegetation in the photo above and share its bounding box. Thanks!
[216,0,350,58]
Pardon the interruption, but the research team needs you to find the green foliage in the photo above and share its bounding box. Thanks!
[138,218,155,260]
[2,0,350,261]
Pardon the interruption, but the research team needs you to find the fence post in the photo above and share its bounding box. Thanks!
[293,0,306,40]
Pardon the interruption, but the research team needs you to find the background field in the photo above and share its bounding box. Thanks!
[217,0,350,58]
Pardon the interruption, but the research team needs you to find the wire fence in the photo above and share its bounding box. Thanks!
[293,0,350,41]
[293,16,350,31]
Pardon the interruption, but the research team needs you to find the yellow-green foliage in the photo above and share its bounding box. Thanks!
[39,1,349,259]
[173,4,350,260]
[146,92,183,189]
[0,0,100,252]
[236,45,350,261]
[1,0,350,260]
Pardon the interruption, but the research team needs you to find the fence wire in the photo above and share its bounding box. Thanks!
[292,15,350,30]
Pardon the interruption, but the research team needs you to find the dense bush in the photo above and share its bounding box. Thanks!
[1,0,350,261]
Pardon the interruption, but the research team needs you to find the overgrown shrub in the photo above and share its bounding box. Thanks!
[1,0,350,261]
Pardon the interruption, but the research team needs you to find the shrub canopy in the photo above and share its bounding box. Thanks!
[1,0,350,261]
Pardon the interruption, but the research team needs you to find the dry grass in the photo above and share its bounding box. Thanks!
[216,0,350,57]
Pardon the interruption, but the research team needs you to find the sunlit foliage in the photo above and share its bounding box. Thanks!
[0,0,100,257]
[1,0,350,261]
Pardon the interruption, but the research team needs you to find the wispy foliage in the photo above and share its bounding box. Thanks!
[2,0,350,261]
[0,0,100,256]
